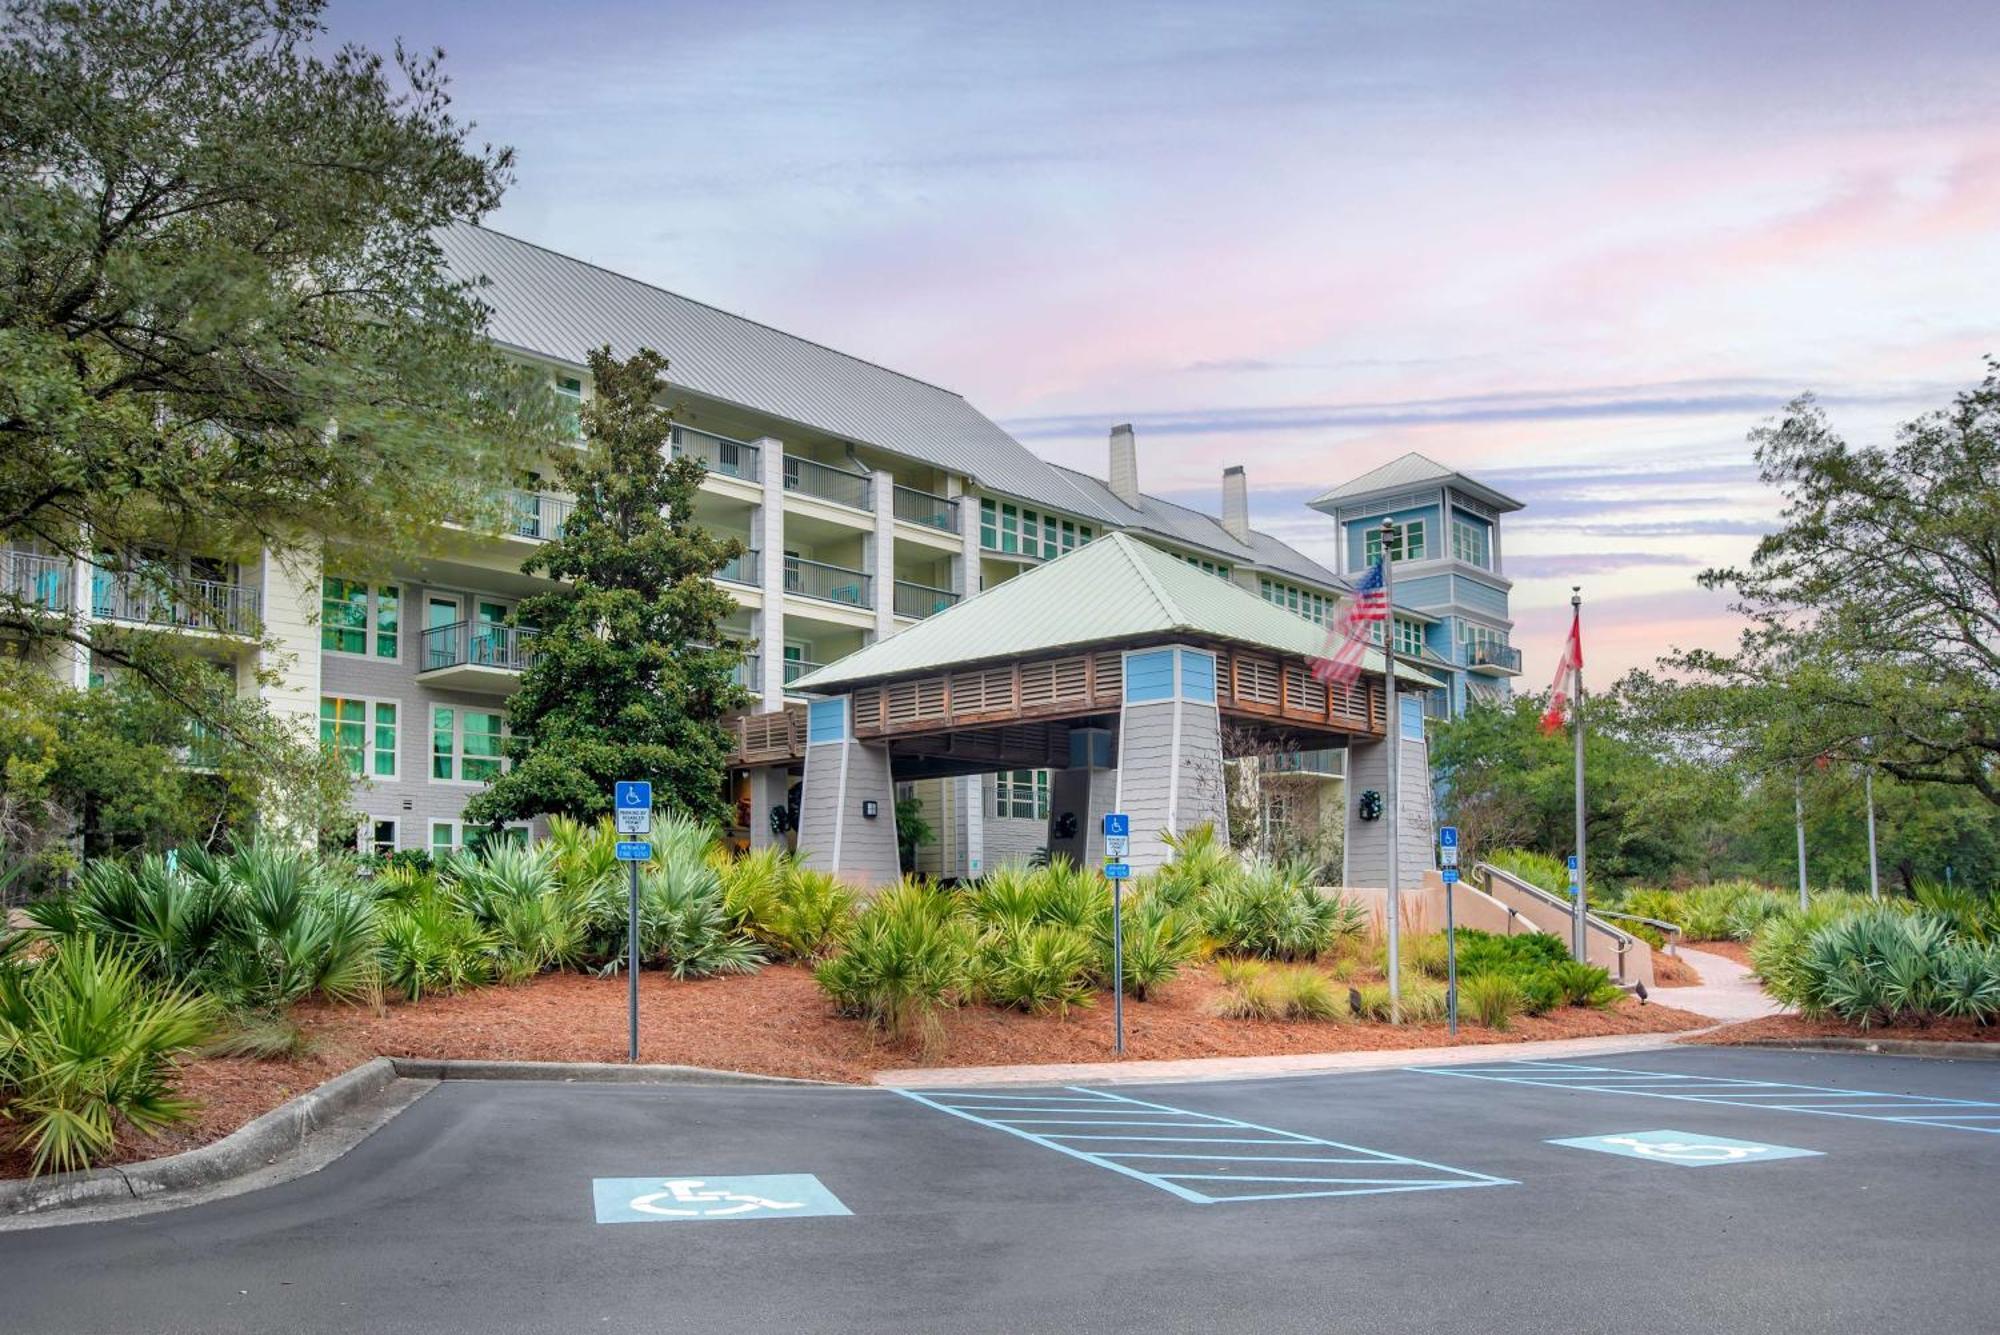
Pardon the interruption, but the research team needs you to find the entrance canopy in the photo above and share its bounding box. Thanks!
[735,533,1441,775]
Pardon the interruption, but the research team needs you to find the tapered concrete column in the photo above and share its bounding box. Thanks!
[868,467,895,638]
[1341,695,1436,889]
[64,547,93,687]
[1113,645,1227,874]
[252,546,320,734]
[796,697,900,886]
[754,436,786,709]
[960,774,986,878]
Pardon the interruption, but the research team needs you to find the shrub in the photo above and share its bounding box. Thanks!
[982,925,1097,1014]
[0,937,217,1175]
[638,851,763,981]
[1461,973,1524,1030]
[1112,892,1201,1000]
[378,895,497,1001]
[1212,962,1341,1021]
[1402,931,1451,980]
[446,841,586,979]
[1198,861,1364,961]
[814,882,970,1047]
[1349,973,1446,1023]
[1274,967,1344,1021]
[1212,963,1282,1020]
[1546,959,1621,1008]
[1155,823,1235,910]
[765,868,857,963]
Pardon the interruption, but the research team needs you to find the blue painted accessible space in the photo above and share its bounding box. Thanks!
[1549,1129,1822,1168]
[591,1174,850,1224]
[897,1086,1512,1204]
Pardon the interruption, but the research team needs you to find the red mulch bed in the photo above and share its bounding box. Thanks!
[1688,939,1755,968]
[1651,953,1701,987]
[1,965,1709,1180]
[1689,1013,2000,1047]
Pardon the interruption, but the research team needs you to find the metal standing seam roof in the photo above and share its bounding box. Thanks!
[440,223,1348,590]
[1308,451,1525,513]
[1048,465,1344,590]
[788,532,1442,693]
[436,223,1120,524]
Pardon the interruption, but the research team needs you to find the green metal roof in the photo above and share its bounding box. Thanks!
[789,533,1444,692]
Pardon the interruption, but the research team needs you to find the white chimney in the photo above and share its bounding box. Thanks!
[1221,465,1249,542]
[1108,423,1140,507]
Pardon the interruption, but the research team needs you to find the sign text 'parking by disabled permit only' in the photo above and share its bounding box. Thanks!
[615,779,652,835]
[592,1175,851,1224]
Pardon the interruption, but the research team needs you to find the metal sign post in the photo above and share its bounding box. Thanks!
[1103,813,1130,1056]
[1440,827,1459,1035]
[614,782,653,1063]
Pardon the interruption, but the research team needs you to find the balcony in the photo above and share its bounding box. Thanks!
[1466,642,1523,674]
[783,557,872,609]
[732,652,761,691]
[782,657,824,688]
[783,455,871,511]
[893,486,960,534]
[671,425,760,482]
[892,580,958,620]
[1267,747,1344,778]
[507,490,575,542]
[716,548,759,587]
[91,570,260,636]
[419,620,538,692]
[2,550,71,613]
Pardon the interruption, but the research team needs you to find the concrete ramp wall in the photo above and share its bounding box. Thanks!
[1476,863,1655,989]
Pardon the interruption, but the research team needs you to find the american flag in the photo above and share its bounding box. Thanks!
[1310,558,1389,688]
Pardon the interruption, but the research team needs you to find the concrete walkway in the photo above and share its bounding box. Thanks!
[1663,945,1787,1023]
[872,1030,1706,1088]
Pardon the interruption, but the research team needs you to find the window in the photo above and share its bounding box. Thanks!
[1260,578,1333,626]
[361,819,398,857]
[554,375,583,436]
[1451,516,1490,568]
[321,578,399,657]
[1369,617,1427,656]
[1057,520,1094,554]
[993,769,1049,820]
[321,697,398,778]
[979,500,1070,558]
[1459,621,1512,664]
[1363,519,1427,565]
[1179,553,1231,579]
[431,706,507,782]
[429,820,528,856]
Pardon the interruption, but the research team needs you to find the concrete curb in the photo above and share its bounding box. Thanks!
[386,1057,840,1086]
[0,1056,400,1219]
[1722,1036,2000,1062]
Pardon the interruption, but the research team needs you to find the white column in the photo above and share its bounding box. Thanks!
[869,466,895,639]
[66,546,92,687]
[754,436,786,709]
[954,485,980,600]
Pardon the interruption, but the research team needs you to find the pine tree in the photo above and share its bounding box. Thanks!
[463,347,748,828]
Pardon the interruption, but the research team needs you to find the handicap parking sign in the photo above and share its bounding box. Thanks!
[592,1174,850,1224]
[1548,1130,1822,1168]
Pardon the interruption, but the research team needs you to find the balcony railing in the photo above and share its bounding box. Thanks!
[671,425,760,481]
[732,653,761,690]
[2,550,71,612]
[1267,747,1344,778]
[783,557,872,608]
[782,657,824,687]
[893,486,960,533]
[91,571,260,635]
[716,548,759,586]
[421,620,539,674]
[507,490,575,541]
[782,455,871,510]
[1466,642,1522,673]
[893,580,959,620]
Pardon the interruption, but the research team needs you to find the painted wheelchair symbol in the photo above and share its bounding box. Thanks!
[1601,1136,1762,1162]
[626,1179,808,1218]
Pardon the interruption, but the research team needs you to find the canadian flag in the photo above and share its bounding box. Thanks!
[1539,605,1583,735]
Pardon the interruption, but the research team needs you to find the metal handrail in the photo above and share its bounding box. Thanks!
[2,550,71,611]
[1590,909,1683,957]
[1466,642,1523,672]
[782,454,871,510]
[893,485,960,532]
[892,580,958,619]
[420,620,539,673]
[1476,861,1640,983]
[716,548,759,585]
[783,556,872,607]
[91,571,261,635]
[782,657,824,686]
[506,490,575,541]
[671,425,760,481]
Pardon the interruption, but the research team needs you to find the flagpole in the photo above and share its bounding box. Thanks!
[1863,765,1880,901]
[1571,588,1587,963]
[1380,519,1401,1025]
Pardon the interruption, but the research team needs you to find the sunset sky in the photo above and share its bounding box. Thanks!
[329,0,2000,684]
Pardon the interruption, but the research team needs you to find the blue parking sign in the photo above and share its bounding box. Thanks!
[1440,826,1458,848]
[1103,813,1129,838]
[616,781,652,811]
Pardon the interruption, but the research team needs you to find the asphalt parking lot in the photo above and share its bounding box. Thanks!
[7,1046,1997,1334]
